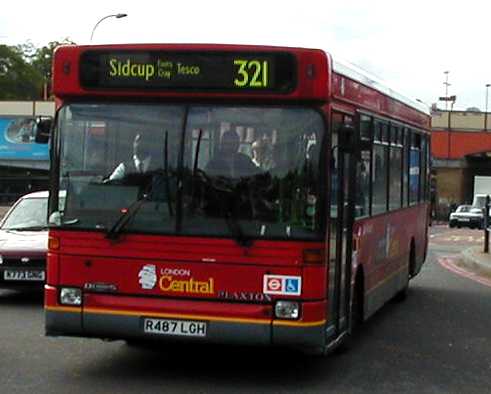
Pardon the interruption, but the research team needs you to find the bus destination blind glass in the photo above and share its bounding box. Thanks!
[79,51,296,93]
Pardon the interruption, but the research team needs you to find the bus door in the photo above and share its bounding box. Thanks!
[328,112,356,339]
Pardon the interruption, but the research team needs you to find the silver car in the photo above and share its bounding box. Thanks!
[449,205,483,229]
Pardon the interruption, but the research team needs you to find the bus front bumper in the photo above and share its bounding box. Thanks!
[45,286,327,349]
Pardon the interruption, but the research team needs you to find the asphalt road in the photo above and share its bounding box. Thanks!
[1,226,490,394]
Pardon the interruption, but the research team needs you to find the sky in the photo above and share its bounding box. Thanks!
[1,0,490,111]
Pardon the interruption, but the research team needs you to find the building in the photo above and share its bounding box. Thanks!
[0,101,54,203]
[431,109,491,219]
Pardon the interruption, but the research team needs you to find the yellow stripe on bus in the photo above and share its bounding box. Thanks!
[46,305,325,327]
[273,319,326,327]
[45,305,81,313]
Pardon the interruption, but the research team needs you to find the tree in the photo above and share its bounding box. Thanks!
[31,39,75,99]
[0,45,42,100]
[0,38,75,100]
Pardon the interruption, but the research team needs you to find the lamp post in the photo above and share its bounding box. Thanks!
[90,13,127,42]
[485,83,490,131]
[416,98,431,111]
[443,71,451,111]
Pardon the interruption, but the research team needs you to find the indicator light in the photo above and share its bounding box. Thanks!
[48,236,60,250]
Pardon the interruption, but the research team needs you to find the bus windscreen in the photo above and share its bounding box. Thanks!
[79,50,296,93]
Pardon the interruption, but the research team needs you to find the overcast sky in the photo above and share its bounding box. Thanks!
[1,0,489,111]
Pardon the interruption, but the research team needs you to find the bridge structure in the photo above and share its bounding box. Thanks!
[431,109,491,219]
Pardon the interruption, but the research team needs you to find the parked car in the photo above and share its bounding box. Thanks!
[448,204,483,229]
[0,191,50,290]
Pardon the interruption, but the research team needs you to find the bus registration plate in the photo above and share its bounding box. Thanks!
[143,318,207,337]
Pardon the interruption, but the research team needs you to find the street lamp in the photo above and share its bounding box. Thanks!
[90,13,127,42]
[443,71,451,111]
[416,98,431,110]
[485,83,491,131]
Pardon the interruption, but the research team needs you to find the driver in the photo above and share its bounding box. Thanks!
[108,133,154,181]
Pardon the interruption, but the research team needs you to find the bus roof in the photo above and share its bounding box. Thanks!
[332,57,430,116]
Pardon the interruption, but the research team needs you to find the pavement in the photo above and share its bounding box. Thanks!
[459,244,491,280]
[431,221,491,282]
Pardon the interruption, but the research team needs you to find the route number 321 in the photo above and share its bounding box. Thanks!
[233,59,269,88]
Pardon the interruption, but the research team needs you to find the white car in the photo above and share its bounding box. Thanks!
[449,205,483,229]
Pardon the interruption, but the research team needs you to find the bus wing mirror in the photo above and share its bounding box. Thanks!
[338,124,356,154]
[338,124,370,159]
[34,116,53,144]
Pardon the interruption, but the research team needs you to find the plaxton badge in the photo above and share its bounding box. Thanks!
[218,290,272,303]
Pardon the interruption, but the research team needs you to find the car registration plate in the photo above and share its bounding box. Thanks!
[143,318,207,337]
[459,218,470,222]
[3,270,45,281]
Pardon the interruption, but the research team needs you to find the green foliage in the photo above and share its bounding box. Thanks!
[0,38,75,100]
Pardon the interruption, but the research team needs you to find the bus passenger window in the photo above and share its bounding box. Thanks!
[389,145,402,210]
[372,143,387,214]
[356,115,372,217]
[409,132,421,204]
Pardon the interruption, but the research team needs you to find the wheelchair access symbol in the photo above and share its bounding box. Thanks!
[263,275,302,296]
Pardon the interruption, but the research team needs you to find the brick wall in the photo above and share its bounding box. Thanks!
[0,205,11,220]
[434,168,466,219]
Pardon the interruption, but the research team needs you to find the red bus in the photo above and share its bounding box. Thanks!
[42,44,430,354]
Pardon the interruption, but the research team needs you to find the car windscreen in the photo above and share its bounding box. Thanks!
[1,197,49,230]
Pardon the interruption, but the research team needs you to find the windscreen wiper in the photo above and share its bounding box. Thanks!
[5,226,49,231]
[224,210,252,248]
[105,194,149,240]
[163,130,174,216]
[224,185,253,248]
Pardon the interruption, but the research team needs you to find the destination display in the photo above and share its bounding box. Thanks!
[80,50,296,92]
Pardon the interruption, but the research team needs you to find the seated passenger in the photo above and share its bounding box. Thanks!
[206,130,259,178]
[251,137,274,170]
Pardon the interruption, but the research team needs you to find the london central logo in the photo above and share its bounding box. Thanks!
[138,264,157,289]
[137,265,214,295]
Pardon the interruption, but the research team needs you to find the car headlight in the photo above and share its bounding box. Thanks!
[0,255,3,265]
[60,287,82,306]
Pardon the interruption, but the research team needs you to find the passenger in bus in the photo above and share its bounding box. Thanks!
[108,133,155,181]
[205,129,258,178]
[251,137,274,170]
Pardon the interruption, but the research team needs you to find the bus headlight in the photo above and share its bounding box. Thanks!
[60,287,82,306]
[275,301,300,320]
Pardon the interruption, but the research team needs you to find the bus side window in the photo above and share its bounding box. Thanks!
[409,131,421,205]
[356,115,372,218]
[403,128,410,207]
[388,124,402,211]
[372,121,388,214]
